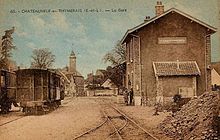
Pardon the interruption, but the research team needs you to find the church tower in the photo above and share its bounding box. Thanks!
[69,50,76,75]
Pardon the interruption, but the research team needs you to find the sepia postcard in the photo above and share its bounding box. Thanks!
[0,0,219,140]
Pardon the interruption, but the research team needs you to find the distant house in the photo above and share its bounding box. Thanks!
[85,73,104,88]
[85,62,126,96]
[61,51,84,96]
[100,78,118,96]
[212,62,220,74]
[211,62,220,90]
[95,69,107,78]
[107,62,126,90]
[85,73,93,85]
[121,1,217,105]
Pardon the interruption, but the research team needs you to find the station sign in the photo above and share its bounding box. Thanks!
[158,37,187,44]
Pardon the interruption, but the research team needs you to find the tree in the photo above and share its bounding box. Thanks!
[105,62,126,88]
[31,48,55,69]
[103,41,126,91]
[0,27,16,69]
[103,40,125,66]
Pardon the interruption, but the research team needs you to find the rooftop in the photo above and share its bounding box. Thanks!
[121,8,217,44]
[153,61,201,76]
[70,50,76,57]
[212,62,220,75]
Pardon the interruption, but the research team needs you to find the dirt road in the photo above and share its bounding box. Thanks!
[0,97,170,140]
[0,97,102,140]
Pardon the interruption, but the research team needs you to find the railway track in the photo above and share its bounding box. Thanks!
[0,97,73,127]
[73,98,159,140]
[0,115,25,127]
[111,105,159,140]
[73,110,115,140]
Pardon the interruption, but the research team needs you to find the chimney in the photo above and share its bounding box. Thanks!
[155,1,164,16]
[144,16,151,22]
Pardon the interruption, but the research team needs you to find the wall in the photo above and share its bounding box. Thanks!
[126,36,141,96]
[125,11,211,105]
[74,76,85,96]
[69,56,76,75]
[157,76,196,105]
[86,89,117,96]
[141,12,208,104]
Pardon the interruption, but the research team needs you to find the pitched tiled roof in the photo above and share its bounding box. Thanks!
[121,8,217,44]
[153,61,201,76]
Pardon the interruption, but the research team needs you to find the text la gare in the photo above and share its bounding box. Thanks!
[111,8,127,12]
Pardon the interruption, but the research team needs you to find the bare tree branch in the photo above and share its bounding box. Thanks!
[31,48,55,69]
[103,40,125,66]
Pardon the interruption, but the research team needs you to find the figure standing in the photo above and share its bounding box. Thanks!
[124,88,128,105]
[129,88,134,105]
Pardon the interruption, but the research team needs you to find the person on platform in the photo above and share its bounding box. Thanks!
[129,88,134,105]
[123,88,128,105]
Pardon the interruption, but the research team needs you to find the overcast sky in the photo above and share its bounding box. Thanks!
[0,0,219,77]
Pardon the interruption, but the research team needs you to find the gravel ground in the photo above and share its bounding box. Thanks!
[97,96,172,140]
[0,97,103,140]
[115,100,172,140]
[0,96,172,140]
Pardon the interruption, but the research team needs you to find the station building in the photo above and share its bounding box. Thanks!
[121,1,217,106]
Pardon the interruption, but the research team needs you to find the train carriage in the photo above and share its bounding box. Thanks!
[16,69,64,115]
[0,69,16,113]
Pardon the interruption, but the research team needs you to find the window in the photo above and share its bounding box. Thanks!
[1,76,5,87]
[127,43,130,61]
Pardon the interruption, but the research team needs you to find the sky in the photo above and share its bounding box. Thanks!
[0,0,219,77]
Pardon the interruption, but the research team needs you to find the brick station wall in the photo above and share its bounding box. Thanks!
[125,11,211,105]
